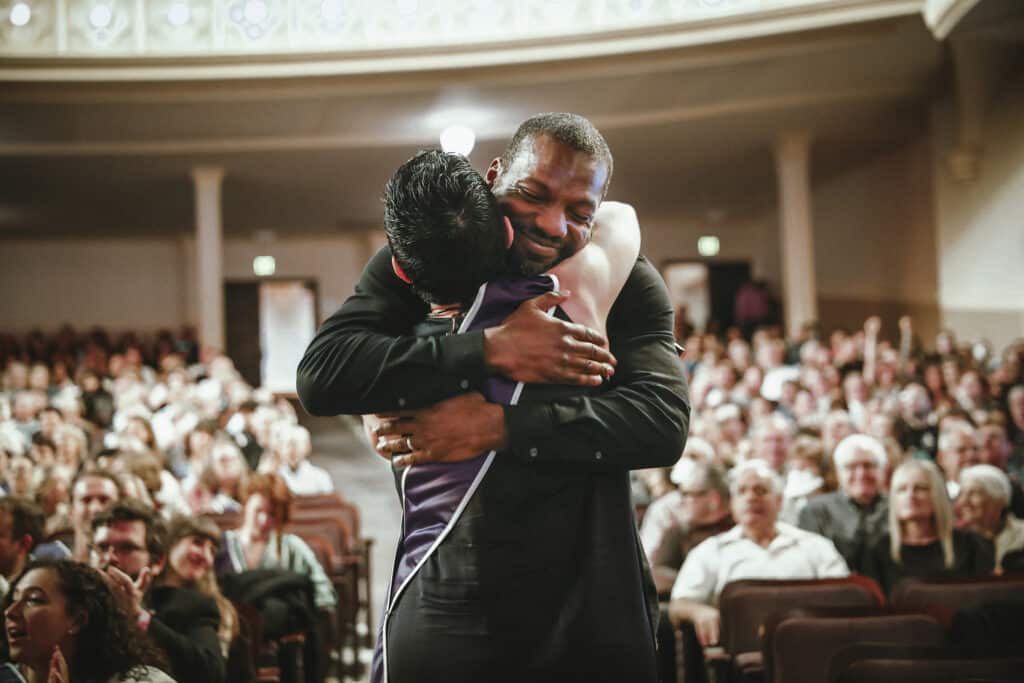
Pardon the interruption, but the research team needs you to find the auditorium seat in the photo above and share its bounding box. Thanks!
[828,643,1024,683]
[890,575,1024,613]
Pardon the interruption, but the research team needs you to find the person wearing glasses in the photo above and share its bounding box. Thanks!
[937,422,983,498]
[89,499,225,683]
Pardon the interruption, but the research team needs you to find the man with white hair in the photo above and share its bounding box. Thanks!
[667,459,848,647]
[797,434,889,573]
[957,464,1024,571]
[277,424,334,496]
[640,452,732,595]
[749,414,793,473]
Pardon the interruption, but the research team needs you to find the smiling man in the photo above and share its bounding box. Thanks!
[298,113,689,683]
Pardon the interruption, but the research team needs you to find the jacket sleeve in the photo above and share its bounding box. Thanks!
[296,246,490,415]
[148,593,226,683]
[297,248,689,472]
[502,256,690,470]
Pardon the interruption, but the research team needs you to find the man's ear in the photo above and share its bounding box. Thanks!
[151,555,166,577]
[485,158,502,188]
[502,216,514,249]
[391,256,412,284]
[15,534,33,555]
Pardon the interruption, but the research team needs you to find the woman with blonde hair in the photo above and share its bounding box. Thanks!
[864,459,994,595]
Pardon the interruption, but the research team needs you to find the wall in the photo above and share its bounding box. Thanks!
[0,232,381,333]
[931,73,1024,350]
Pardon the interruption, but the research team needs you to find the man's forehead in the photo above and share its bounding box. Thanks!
[96,519,145,539]
[506,135,607,198]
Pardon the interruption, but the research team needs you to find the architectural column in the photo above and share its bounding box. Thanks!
[191,166,226,353]
[774,131,817,339]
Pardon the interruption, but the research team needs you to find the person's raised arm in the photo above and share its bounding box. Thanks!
[297,247,614,416]
[550,201,640,338]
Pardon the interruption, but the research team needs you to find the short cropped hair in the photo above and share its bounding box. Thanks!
[91,499,166,559]
[833,434,888,470]
[500,113,613,196]
[959,464,1012,508]
[729,459,784,497]
[384,149,510,305]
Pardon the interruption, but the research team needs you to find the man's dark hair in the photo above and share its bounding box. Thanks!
[0,497,44,549]
[91,498,166,559]
[499,112,613,196]
[384,149,510,306]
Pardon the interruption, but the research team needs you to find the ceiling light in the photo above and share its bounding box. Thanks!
[440,125,475,156]
[243,0,268,24]
[167,1,191,26]
[698,235,720,257]
[253,256,276,277]
[9,2,31,27]
[89,4,113,28]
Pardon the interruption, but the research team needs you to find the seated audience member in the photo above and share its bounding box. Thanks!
[216,473,336,611]
[0,559,174,683]
[69,469,123,561]
[957,464,1024,572]
[276,425,333,496]
[798,434,889,573]
[1007,384,1024,480]
[822,409,856,460]
[161,516,254,683]
[90,500,226,683]
[749,415,794,473]
[3,455,36,501]
[208,441,249,507]
[937,422,982,498]
[864,459,994,595]
[667,460,848,647]
[640,456,732,595]
[779,435,827,524]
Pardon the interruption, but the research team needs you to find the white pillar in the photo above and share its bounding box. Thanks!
[774,131,818,339]
[191,166,226,353]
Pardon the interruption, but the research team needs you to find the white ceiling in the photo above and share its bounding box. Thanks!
[0,3,1020,239]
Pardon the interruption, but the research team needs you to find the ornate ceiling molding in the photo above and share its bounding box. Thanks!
[0,0,924,81]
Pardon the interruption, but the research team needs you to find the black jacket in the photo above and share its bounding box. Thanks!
[145,585,226,683]
[297,248,691,680]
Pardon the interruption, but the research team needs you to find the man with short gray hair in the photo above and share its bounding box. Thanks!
[668,459,848,647]
[798,433,889,573]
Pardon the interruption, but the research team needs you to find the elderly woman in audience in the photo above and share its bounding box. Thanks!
[668,459,848,647]
[956,464,1024,572]
[0,559,174,682]
[864,459,994,595]
[216,472,336,611]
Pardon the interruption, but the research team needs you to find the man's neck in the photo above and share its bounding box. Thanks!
[742,523,778,548]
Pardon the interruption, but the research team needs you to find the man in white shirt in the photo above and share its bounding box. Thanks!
[277,424,335,496]
[667,459,848,647]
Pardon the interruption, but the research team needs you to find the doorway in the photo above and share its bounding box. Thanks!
[224,279,319,393]
[662,260,752,335]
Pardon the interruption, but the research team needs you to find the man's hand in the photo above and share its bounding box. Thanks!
[668,600,721,647]
[373,392,507,467]
[483,290,616,386]
[865,316,881,336]
[105,565,150,618]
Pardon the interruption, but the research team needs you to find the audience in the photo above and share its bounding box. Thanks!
[863,459,994,595]
[798,434,889,573]
[216,473,337,612]
[667,460,848,646]
[640,456,733,595]
[1,559,173,682]
[90,500,225,683]
[956,464,1024,572]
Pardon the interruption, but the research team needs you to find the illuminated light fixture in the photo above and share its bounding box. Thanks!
[9,2,31,26]
[167,1,191,26]
[321,0,344,23]
[89,3,114,28]
[253,255,276,276]
[243,0,268,24]
[440,125,475,156]
[697,235,720,257]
